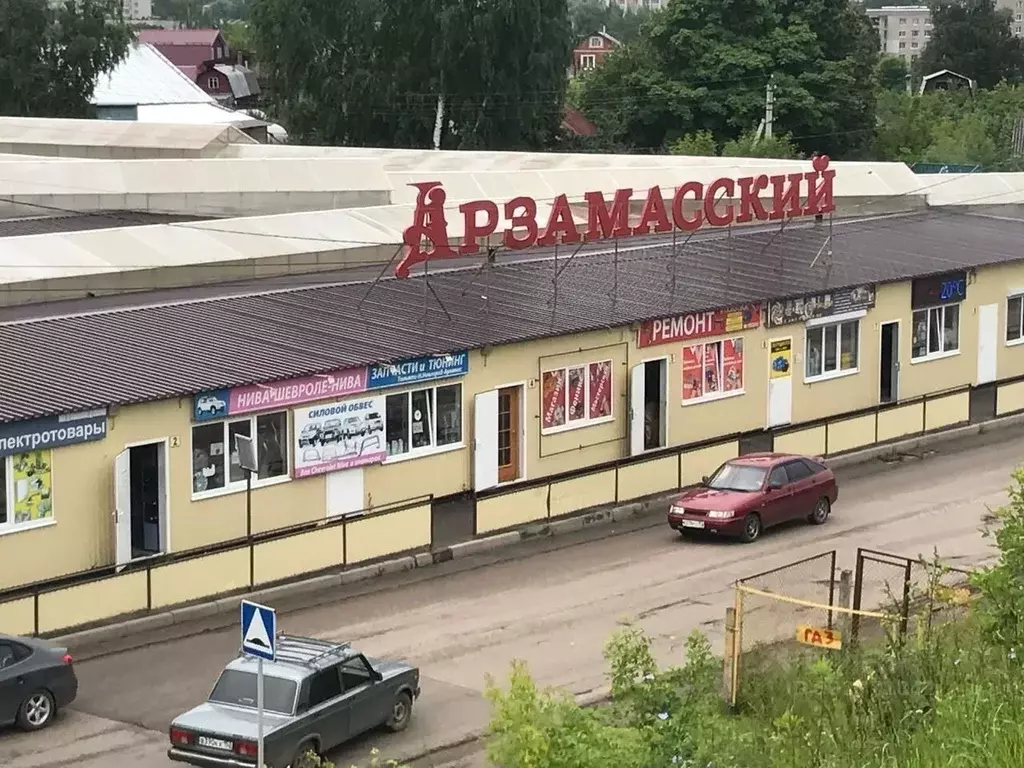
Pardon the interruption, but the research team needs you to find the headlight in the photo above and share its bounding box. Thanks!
[706,510,735,519]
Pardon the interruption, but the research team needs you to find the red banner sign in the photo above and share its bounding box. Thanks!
[541,369,566,429]
[395,156,836,277]
[638,303,761,348]
[588,361,612,419]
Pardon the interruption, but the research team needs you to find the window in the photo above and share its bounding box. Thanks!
[899,17,906,23]
[541,360,613,431]
[898,30,906,36]
[899,42,906,49]
[209,670,297,715]
[805,319,859,380]
[783,460,814,482]
[912,304,960,360]
[580,53,597,69]
[911,42,918,48]
[767,466,789,488]
[0,643,15,669]
[191,411,289,495]
[911,29,919,36]
[385,383,462,457]
[707,462,766,492]
[340,656,374,691]
[801,458,828,475]
[589,36,603,48]
[307,667,343,707]
[207,76,220,90]
[682,338,744,403]
[0,450,54,535]
[1008,295,1024,343]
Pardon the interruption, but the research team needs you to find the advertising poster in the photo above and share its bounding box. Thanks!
[638,303,761,348]
[567,367,587,422]
[722,338,744,391]
[769,338,792,379]
[12,450,53,524]
[682,345,704,401]
[766,285,875,328]
[588,361,612,419]
[541,369,566,429]
[703,342,721,396]
[293,395,388,478]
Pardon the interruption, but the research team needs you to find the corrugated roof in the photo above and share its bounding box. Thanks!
[0,212,208,237]
[0,209,1017,423]
[213,64,259,99]
[92,43,214,107]
[138,28,221,47]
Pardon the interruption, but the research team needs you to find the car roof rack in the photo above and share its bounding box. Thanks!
[259,634,353,669]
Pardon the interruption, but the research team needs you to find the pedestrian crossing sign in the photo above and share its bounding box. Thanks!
[241,600,277,661]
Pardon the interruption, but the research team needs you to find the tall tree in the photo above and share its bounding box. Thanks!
[917,0,1024,87]
[569,0,652,44]
[0,0,133,118]
[576,0,880,157]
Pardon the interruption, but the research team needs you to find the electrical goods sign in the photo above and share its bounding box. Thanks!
[0,409,108,458]
[766,284,876,328]
[638,303,762,348]
[395,155,837,277]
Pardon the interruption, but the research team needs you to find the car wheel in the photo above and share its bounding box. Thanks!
[17,689,55,731]
[289,740,321,768]
[808,497,831,525]
[386,691,413,733]
[740,513,762,544]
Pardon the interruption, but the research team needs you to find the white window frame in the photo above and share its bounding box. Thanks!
[579,53,597,69]
[382,382,464,464]
[911,303,961,362]
[540,360,614,434]
[190,411,291,500]
[207,76,220,90]
[1007,292,1024,346]
[804,313,863,383]
[681,337,746,406]
[0,451,56,537]
[589,36,603,48]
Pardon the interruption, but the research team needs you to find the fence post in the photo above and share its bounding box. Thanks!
[900,558,913,640]
[730,588,744,709]
[851,549,865,643]
[837,569,853,646]
[722,606,737,707]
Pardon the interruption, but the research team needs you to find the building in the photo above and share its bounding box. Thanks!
[609,0,666,8]
[572,29,620,75]
[137,28,259,107]
[49,0,151,20]
[867,6,932,62]
[4,130,1024,639]
[996,0,1024,37]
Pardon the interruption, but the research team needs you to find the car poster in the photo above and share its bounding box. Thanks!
[541,369,566,429]
[588,360,612,419]
[682,344,704,401]
[567,367,587,422]
[292,395,388,478]
[722,338,744,391]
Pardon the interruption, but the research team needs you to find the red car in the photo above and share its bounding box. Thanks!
[667,453,838,543]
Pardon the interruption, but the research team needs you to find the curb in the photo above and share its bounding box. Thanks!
[53,416,1024,649]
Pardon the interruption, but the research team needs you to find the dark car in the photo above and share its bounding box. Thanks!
[298,423,322,449]
[0,633,78,731]
[319,419,344,444]
[667,453,838,543]
[168,635,420,768]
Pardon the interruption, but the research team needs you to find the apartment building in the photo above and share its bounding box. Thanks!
[49,0,151,20]
[866,6,932,62]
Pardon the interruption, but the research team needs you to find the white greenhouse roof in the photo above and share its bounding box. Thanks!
[135,103,266,129]
[92,43,213,107]
[917,172,1024,207]
[0,116,255,151]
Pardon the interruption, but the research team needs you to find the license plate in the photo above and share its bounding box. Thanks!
[681,519,705,529]
[197,736,233,751]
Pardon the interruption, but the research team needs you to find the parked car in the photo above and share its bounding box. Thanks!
[0,633,78,731]
[168,635,421,768]
[342,416,365,438]
[667,453,838,543]
[319,419,344,444]
[196,395,227,416]
[298,423,322,449]
[365,412,384,433]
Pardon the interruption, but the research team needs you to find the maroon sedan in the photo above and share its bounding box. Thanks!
[667,453,838,543]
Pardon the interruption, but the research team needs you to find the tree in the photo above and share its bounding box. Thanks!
[669,130,717,156]
[0,0,133,118]
[875,54,910,93]
[569,0,652,44]
[575,0,880,157]
[721,131,800,158]
[917,0,1024,88]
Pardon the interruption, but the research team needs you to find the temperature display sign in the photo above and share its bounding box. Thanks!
[911,271,967,309]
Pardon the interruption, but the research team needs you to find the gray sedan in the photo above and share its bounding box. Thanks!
[0,632,78,730]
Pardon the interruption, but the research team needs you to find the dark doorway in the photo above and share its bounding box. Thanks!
[129,443,161,557]
[880,322,900,404]
[431,493,476,549]
[969,384,996,423]
[643,359,667,451]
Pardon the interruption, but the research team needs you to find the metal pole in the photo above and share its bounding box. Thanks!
[765,75,775,140]
[256,656,265,768]
[246,470,253,588]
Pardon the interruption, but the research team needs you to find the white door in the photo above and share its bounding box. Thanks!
[977,303,998,384]
[474,390,499,491]
[114,449,132,571]
[327,468,364,517]
[767,338,793,427]
[629,363,646,456]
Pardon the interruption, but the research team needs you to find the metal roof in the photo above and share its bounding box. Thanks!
[0,209,1018,423]
[92,43,214,107]
[137,28,222,47]
[0,116,255,151]
[0,212,208,237]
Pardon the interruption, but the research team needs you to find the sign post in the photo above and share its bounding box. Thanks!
[235,434,258,587]
[241,600,276,768]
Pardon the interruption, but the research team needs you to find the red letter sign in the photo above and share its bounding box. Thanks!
[396,181,457,278]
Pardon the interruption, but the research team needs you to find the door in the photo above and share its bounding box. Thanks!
[977,303,998,384]
[781,459,817,519]
[114,450,132,571]
[880,322,900,403]
[629,363,646,456]
[340,655,382,737]
[497,386,522,483]
[473,391,499,491]
[767,338,793,427]
[0,641,23,724]
[760,464,795,525]
[303,665,349,750]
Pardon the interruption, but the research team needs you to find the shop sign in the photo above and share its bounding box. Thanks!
[765,284,876,328]
[769,339,793,379]
[396,155,837,278]
[911,271,967,309]
[292,395,388,478]
[0,408,107,458]
[638,303,761,348]
[367,351,469,390]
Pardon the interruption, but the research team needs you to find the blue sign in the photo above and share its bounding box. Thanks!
[193,389,230,422]
[0,408,107,458]
[367,351,469,390]
[241,600,276,661]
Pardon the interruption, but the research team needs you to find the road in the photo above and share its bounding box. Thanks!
[0,430,1017,768]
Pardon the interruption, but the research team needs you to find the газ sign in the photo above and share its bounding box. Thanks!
[395,155,836,277]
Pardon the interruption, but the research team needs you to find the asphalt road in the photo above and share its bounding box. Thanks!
[0,430,1017,768]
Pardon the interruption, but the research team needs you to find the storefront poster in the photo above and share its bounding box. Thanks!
[682,345,704,401]
[367,351,469,389]
[703,342,721,396]
[638,303,761,348]
[541,369,566,429]
[588,361,612,419]
[722,339,744,391]
[0,409,107,458]
[766,285,876,328]
[292,395,387,478]
[567,367,587,422]
[11,450,53,524]
[769,339,792,379]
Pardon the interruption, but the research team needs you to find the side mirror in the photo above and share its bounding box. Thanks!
[768,480,784,491]
[701,475,709,485]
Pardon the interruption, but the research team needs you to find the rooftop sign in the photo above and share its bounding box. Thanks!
[395,155,836,278]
